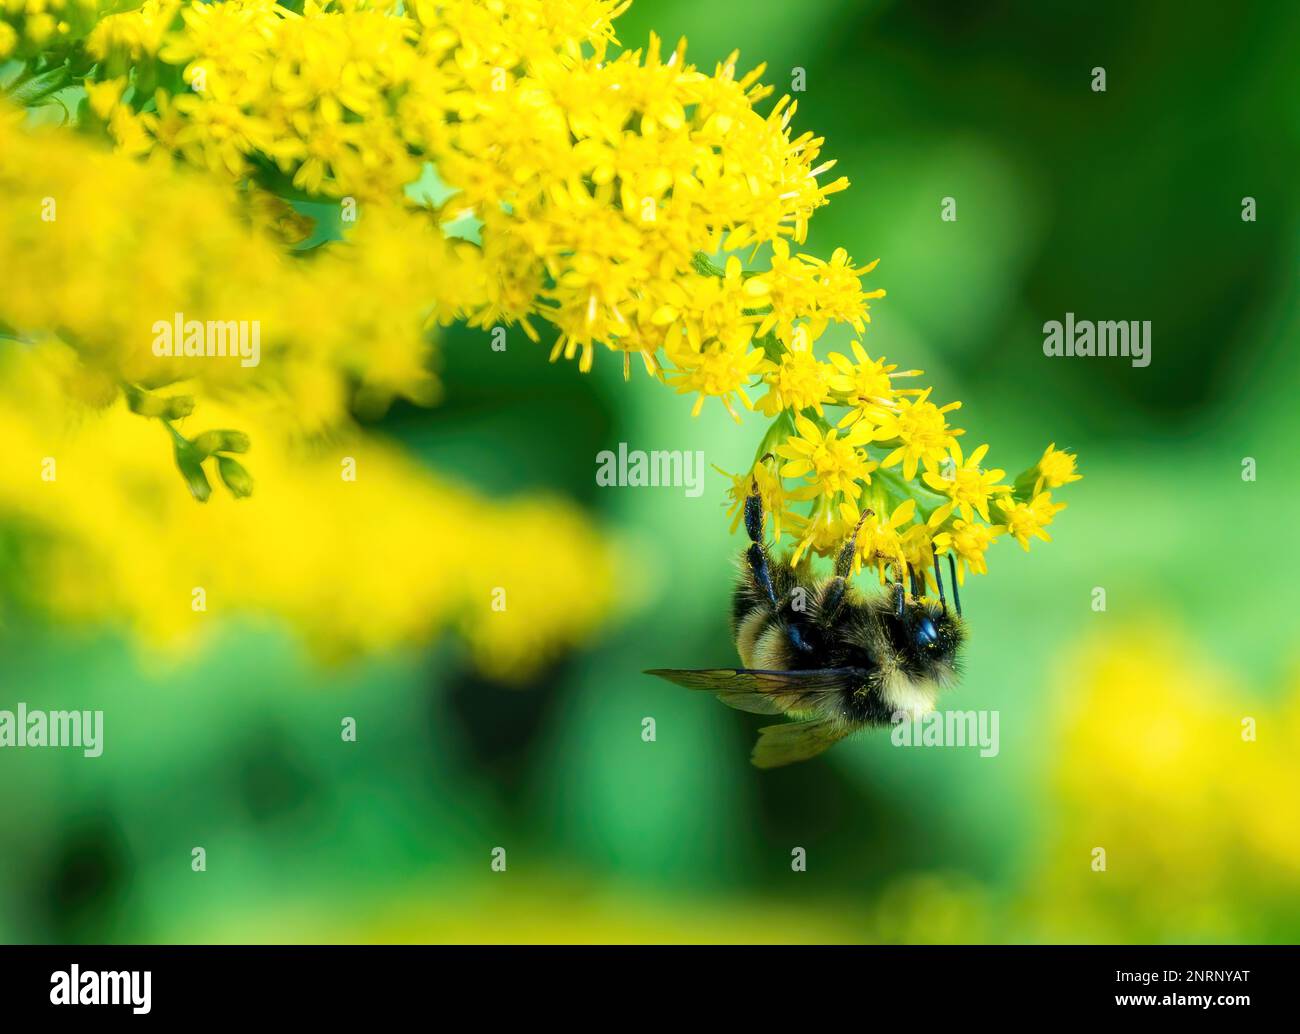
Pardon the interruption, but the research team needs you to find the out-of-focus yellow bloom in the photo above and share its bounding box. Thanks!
[0,0,109,60]
[0,342,614,678]
[1031,629,1300,942]
[0,110,484,438]
[0,91,614,675]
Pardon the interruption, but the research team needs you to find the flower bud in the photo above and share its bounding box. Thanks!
[191,430,251,458]
[216,455,254,499]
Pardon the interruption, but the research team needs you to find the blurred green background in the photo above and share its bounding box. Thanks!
[2,0,1298,943]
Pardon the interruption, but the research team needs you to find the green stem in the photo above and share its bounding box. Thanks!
[872,462,950,522]
[159,417,190,449]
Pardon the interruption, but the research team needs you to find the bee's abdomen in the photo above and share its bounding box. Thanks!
[730,579,763,637]
[844,677,903,726]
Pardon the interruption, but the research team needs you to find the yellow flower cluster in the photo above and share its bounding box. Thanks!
[7,0,923,519]
[0,339,614,678]
[0,0,108,62]
[68,1,878,400]
[726,343,1080,589]
[0,107,481,438]
[0,0,1081,648]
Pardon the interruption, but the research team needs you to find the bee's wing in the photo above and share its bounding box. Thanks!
[644,667,868,717]
[751,718,850,769]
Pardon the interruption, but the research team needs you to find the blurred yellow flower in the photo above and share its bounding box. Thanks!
[1032,628,1300,942]
[0,341,614,678]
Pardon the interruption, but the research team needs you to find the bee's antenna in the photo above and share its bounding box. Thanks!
[947,553,962,619]
[909,564,923,598]
[933,552,947,616]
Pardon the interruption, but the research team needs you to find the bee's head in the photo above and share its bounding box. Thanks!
[881,590,965,685]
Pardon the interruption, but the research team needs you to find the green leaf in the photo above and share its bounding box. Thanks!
[5,63,72,107]
[191,429,251,458]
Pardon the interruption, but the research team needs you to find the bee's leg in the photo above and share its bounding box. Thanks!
[818,508,872,623]
[742,480,780,609]
[888,562,905,618]
[948,553,962,618]
[742,479,816,655]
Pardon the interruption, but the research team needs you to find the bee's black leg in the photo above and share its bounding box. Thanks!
[947,553,962,618]
[742,478,780,608]
[933,552,947,616]
[742,477,765,546]
[835,508,872,579]
[819,508,872,622]
[742,474,816,655]
[889,562,905,618]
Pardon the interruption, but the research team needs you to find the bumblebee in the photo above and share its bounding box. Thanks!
[647,476,966,768]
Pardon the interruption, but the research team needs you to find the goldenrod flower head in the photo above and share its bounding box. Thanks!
[777,414,876,501]
[933,519,1003,583]
[717,459,813,544]
[753,241,885,345]
[1034,442,1083,492]
[786,501,858,568]
[872,388,964,482]
[664,343,769,420]
[997,492,1067,551]
[62,1,887,413]
[922,442,1011,524]
[838,497,916,575]
[756,347,836,418]
[828,341,921,411]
